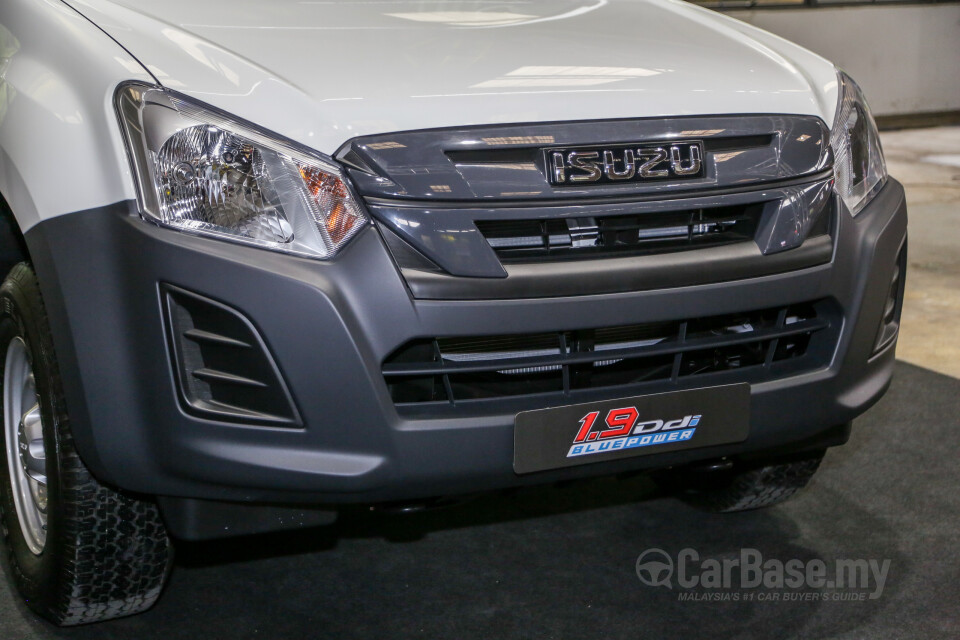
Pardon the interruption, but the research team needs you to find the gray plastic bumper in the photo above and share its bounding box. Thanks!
[24,179,907,505]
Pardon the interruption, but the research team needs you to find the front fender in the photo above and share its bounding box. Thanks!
[0,0,153,232]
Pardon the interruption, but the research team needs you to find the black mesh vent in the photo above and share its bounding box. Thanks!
[383,301,837,406]
[163,285,300,426]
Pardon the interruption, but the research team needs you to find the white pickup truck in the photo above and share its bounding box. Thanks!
[0,0,904,626]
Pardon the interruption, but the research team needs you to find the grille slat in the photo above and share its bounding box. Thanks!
[383,301,837,406]
[191,368,269,389]
[183,328,252,349]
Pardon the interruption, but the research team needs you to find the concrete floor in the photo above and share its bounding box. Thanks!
[882,126,960,378]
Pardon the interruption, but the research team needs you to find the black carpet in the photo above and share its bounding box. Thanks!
[2,361,959,639]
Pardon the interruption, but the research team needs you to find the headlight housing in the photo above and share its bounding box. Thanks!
[830,71,887,216]
[116,84,368,259]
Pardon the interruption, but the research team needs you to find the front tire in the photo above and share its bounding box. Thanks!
[669,453,825,513]
[0,263,172,625]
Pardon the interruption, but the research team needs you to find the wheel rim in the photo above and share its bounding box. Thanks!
[3,337,47,554]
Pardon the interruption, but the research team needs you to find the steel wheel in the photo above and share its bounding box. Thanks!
[3,336,47,554]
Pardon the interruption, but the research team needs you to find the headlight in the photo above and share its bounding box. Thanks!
[830,71,887,216]
[116,84,368,259]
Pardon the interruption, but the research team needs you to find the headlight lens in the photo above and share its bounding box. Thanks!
[116,84,368,259]
[830,71,887,216]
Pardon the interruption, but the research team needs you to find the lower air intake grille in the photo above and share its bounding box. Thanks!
[163,285,301,426]
[383,301,837,406]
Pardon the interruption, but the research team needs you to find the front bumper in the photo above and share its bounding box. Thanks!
[25,179,907,505]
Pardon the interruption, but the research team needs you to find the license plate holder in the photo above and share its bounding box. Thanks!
[513,384,750,474]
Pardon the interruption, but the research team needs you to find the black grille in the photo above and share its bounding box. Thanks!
[476,204,763,263]
[383,301,836,406]
[163,285,301,426]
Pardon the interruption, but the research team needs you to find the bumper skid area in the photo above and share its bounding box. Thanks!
[24,180,907,505]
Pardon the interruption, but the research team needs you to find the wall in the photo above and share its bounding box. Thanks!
[726,4,960,116]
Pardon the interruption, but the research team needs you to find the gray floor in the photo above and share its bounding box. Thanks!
[2,361,958,639]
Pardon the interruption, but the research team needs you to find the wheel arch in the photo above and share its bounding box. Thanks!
[0,183,32,274]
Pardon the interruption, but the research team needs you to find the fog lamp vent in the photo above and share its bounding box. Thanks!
[873,243,907,354]
[162,285,301,427]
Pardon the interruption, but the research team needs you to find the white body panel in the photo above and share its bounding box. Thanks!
[0,0,839,227]
[0,0,154,230]
[70,0,840,153]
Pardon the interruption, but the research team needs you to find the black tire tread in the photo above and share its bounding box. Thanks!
[0,263,172,625]
[680,455,824,513]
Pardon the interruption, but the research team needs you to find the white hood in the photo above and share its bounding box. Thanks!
[69,0,839,154]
